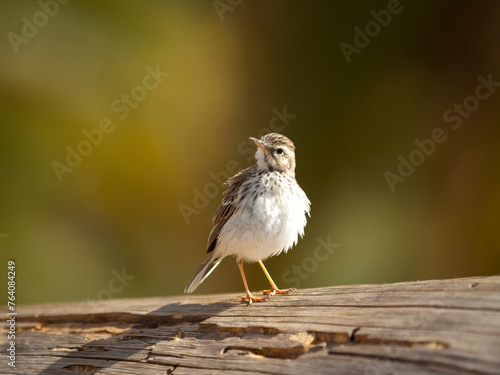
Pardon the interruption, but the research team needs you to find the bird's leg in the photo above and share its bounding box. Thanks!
[237,259,269,304]
[258,260,296,296]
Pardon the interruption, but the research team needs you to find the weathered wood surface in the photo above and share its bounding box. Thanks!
[2,275,500,374]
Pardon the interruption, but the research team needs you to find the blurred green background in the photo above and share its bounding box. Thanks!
[1,1,499,305]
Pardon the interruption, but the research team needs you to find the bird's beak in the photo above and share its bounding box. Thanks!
[250,137,269,153]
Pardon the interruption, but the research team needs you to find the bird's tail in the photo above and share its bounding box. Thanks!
[184,255,223,294]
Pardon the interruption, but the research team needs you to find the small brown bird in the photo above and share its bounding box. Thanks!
[184,133,310,303]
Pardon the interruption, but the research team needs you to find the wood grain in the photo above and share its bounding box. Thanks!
[2,275,500,374]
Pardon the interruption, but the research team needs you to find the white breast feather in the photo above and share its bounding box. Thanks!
[215,172,310,262]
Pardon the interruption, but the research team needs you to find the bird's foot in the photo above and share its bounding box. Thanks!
[259,287,296,296]
[238,293,270,305]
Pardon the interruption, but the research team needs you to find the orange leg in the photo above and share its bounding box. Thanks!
[258,260,295,296]
[237,259,269,304]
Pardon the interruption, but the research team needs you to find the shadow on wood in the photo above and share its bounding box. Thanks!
[2,275,500,374]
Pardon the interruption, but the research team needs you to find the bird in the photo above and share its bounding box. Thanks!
[184,133,311,304]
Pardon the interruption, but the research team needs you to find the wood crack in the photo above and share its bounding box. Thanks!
[18,312,211,325]
[350,330,450,349]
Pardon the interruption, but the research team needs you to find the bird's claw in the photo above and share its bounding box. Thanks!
[238,293,270,304]
[259,287,296,296]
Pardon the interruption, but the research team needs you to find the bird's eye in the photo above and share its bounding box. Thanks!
[276,148,284,155]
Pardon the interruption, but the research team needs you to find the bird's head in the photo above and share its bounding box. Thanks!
[250,133,296,174]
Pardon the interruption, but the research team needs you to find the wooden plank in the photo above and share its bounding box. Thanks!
[2,275,499,374]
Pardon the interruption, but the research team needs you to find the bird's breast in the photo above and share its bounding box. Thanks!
[216,171,310,262]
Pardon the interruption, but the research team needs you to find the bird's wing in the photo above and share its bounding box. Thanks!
[206,166,254,253]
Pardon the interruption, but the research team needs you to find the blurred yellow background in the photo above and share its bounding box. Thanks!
[1,1,499,304]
